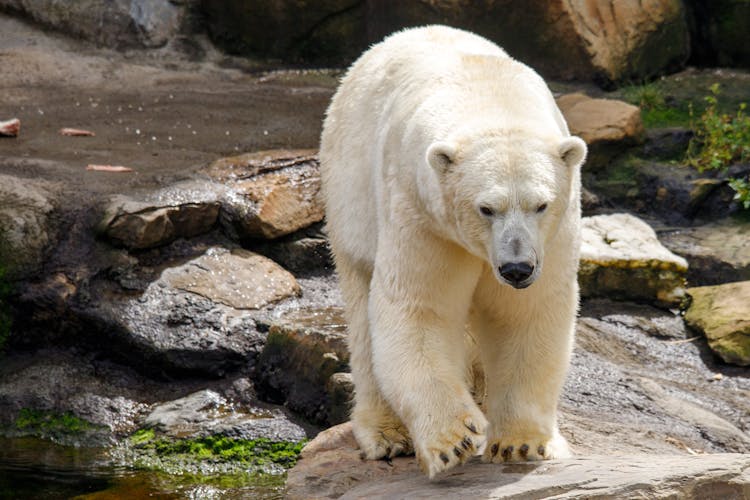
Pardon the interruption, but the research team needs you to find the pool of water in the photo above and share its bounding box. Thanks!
[0,438,286,499]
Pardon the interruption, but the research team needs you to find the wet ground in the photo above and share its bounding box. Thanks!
[0,15,337,203]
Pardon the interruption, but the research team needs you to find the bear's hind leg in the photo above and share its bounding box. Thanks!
[337,255,412,459]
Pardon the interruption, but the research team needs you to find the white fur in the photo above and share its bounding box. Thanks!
[320,25,586,478]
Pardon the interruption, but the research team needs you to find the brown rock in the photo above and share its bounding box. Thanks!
[206,149,325,240]
[557,93,644,170]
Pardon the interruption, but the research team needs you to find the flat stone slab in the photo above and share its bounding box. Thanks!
[287,423,750,499]
[162,247,300,310]
[685,281,750,366]
[579,213,688,307]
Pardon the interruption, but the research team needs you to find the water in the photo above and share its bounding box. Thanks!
[0,438,285,499]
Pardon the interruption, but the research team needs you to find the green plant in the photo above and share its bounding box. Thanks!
[686,83,750,209]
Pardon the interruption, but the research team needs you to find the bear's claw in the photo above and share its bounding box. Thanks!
[482,432,570,463]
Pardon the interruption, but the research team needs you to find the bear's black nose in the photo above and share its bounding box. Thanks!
[499,262,534,288]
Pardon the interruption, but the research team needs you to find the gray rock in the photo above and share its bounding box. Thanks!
[661,220,750,286]
[579,213,688,307]
[104,248,300,376]
[0,0,185,48]
[0,174,57,280]
[255,307,349,424]
[144,389,307,442]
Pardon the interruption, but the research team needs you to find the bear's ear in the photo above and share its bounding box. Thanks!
[426,141,458,173]
[558,136,587,169]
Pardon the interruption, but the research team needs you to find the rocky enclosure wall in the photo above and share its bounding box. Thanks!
[0,0,748,86]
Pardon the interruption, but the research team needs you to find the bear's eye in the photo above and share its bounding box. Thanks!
[536,203,548,213]
[479,206,494,217]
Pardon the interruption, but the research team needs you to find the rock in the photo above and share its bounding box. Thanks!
[0,175,57,280]
[0,0,186,49]
[144,389,307,442]
[161,247,301,310]
[557,93,643,170]
[687,0,750,68]
[205,149,325,240]
[642,127,693,161]
[255,307,349,424]
[0,350,153,446]
[661,221,750,286]
[585,158,739,225]
[367,1,689,86]
[253,224,333,275]
[99,182,223,250]
[685,281,750,366]
[100,247,299,376]
[579,213,688,307]
[288,423,750,499]
[203,1,367,63]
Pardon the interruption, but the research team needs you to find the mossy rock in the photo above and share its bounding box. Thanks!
[684,281,750,366]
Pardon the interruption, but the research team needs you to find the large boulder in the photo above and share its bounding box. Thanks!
[579,213,688,307]
[202,0,367,63]
[684,281,750,366]
[366,0,689,86]
[0,0,186,49]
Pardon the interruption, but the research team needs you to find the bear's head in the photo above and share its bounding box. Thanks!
[425,132,586,289]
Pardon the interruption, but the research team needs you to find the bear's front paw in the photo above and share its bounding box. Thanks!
[482,432,570,463]
[415,410,488,478]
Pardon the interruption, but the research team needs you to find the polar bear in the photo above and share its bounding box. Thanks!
[319,25,586,477]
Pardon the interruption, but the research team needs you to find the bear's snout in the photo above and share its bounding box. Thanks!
[499,261,535,288]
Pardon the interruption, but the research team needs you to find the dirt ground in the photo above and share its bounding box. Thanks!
[0,15,338,203]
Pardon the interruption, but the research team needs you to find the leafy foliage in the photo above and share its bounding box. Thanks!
[686,83,750,209]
